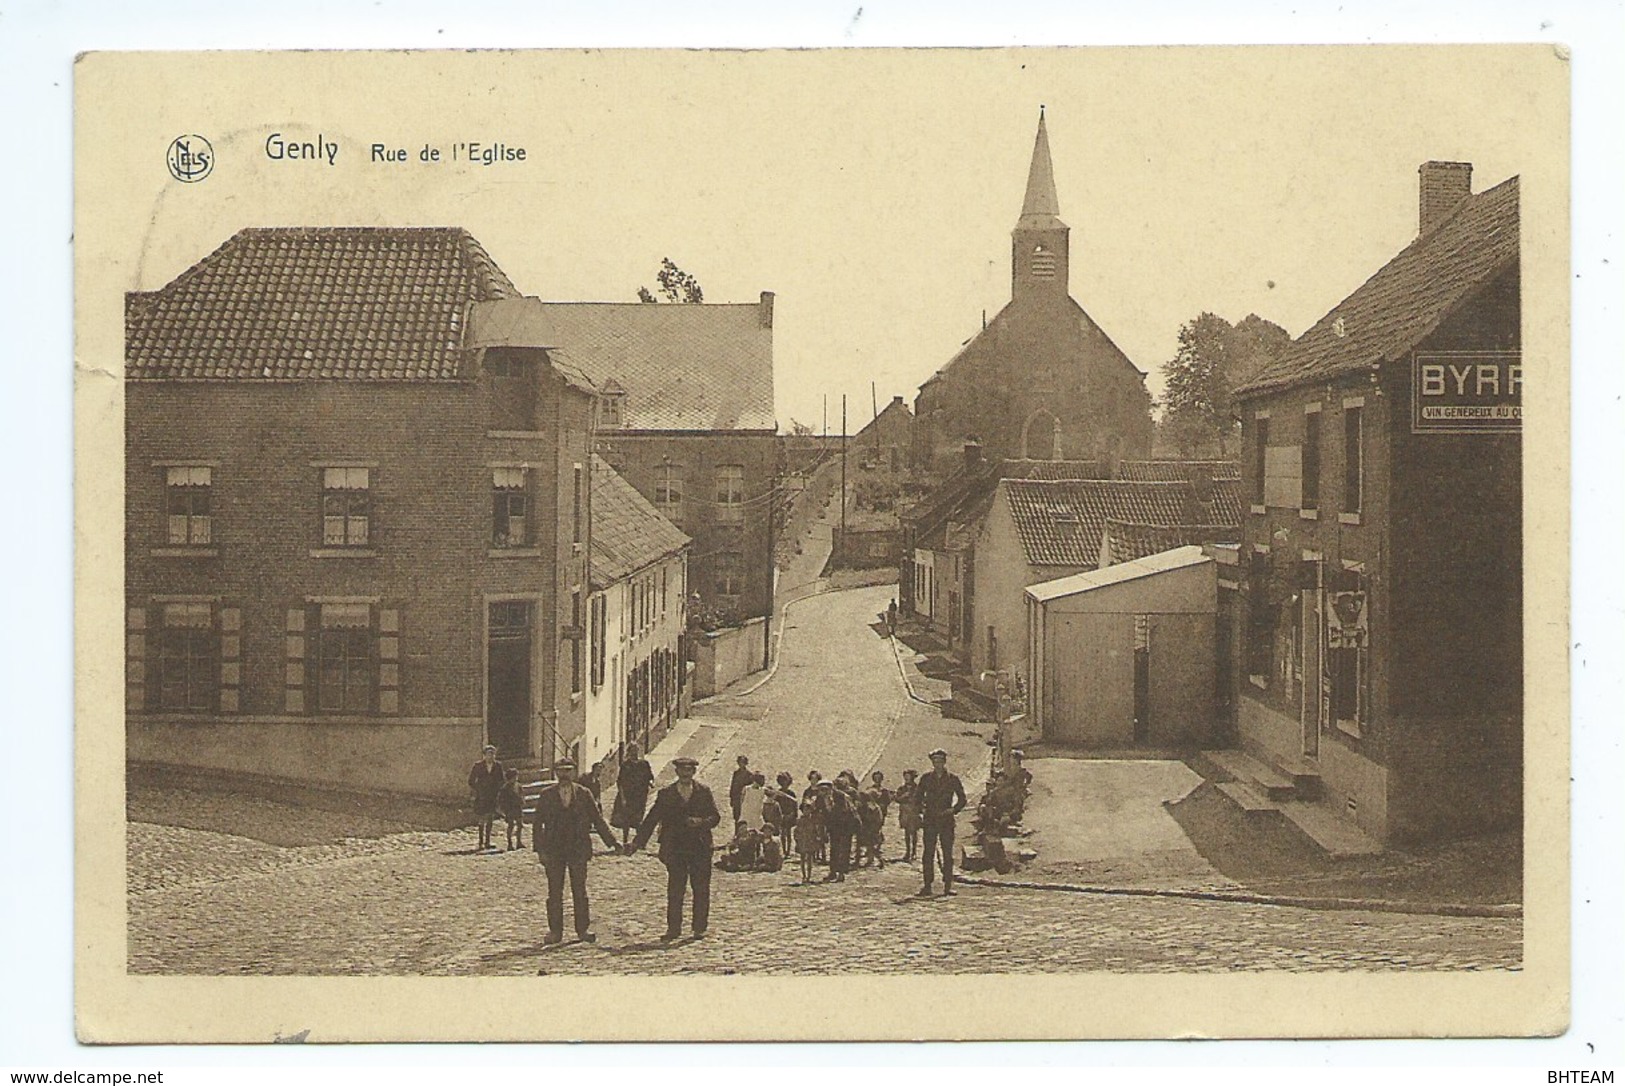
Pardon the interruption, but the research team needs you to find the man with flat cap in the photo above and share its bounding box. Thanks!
[916,747,967,897]
[532,759,621,944]
[629,755,722,939]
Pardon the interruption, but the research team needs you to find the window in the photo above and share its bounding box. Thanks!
[487,348,535,431]
[715,552,743,597]
[317,602,374,713]
[571,590,583,696]
[165,467,212,545]
[491,467,529,547]
[1343,405,1364,516]
[157,602,216,711]
[322,468,371,547]
[590,594,607,692]
[715,464,745,524]
[1327,574,1368,730]
[1301,409,1321,512]
[1252,417,1269,507]
[573,463,584,545]
[654,464,683,523]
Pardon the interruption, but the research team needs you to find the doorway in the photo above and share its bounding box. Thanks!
[487,600,533,758]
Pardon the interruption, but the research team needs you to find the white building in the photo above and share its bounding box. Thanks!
[584,455,690,783]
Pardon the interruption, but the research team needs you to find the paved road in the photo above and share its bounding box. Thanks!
[128,810,1520,975]
[127,580,1522,975]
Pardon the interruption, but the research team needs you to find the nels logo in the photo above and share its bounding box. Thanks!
[166,134,214,183]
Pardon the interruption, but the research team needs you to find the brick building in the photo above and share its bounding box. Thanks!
[583,455,690,783]
[125,227,598,799]
[473,296,779,631]
[911,110,1153,475]
[1230,163,1521,844]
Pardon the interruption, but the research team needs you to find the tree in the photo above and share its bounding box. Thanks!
[1158,312,1289,457]
[637,257,704,304]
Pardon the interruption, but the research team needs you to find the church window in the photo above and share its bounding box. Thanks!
[1030,243,1056,279]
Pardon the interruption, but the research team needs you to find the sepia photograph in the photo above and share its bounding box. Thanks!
[69,42,1573,1044]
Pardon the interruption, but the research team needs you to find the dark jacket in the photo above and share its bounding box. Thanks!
[634,780,723,863]
[469,759,505,814]
[532,782,618,861]
[729,766,754,808]
[917,769,967,825]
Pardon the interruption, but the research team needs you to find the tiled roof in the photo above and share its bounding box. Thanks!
[1001,479,1205,569]
[470,297,775,431]
[1237,175,1519,396]
[126,227,520,380]
[1100,519,1240,566]
[590,455,690,589]
[1003,458,1106,481]
[1118,460,1240,483]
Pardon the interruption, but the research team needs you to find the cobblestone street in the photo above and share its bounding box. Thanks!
[127,585,1522,977]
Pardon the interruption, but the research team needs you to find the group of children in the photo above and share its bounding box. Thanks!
[717,764,929,885]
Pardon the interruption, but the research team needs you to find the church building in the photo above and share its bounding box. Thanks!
[911,110,1153,476]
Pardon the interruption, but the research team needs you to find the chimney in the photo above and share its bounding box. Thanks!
[1418,161,1473,235]
[892,395,904,407]
[759,290,775,328]
[963,440,984,471]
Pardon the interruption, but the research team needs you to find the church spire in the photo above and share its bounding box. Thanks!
[1011,107,1070,301]
[1017,106,1065,229]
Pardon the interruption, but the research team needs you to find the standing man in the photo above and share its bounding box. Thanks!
[532,759,621,945]
[729,755,754,825]
[916,748,967,897]
[630,755,722,940]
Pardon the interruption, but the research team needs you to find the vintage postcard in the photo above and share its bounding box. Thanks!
[74,46,1569,1042]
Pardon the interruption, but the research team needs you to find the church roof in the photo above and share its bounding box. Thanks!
[1236,174,1519,397]
[126,227,520,380]
[1016,108,1066,231]
[589,455,690,589]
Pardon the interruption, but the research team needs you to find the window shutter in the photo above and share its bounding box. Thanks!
[285,608,306,714]
[219,606,242,712]
[126,605,148,712]
[378,607,400,714]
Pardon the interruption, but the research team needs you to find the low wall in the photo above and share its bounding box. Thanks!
[691,617,768,698]
[127,715,484,801]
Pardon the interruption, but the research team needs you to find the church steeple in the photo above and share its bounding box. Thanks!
[1012,106,1070,302]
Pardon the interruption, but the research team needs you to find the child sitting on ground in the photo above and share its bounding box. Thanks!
[757,825,785,873]
[716,821,763,872]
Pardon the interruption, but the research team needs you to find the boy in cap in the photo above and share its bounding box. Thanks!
[532,759,621,944]
[630,755,722,939]
[916,748,967,896]
[498,767,525,850]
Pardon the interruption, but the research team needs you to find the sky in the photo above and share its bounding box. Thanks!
[106,47,1555,434]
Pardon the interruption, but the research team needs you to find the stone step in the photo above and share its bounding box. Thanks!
[1270,755,1324,799]
[1278,799,1384,858]
[1214,781,1283,820]
[1203,748,1299,801]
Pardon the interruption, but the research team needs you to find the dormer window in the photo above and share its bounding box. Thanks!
[597,378,627,430]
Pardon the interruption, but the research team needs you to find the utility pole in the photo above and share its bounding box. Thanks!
[763,469,775,671]
[840,394,848,566]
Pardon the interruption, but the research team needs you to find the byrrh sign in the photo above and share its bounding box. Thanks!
[1411,350,1522,433]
